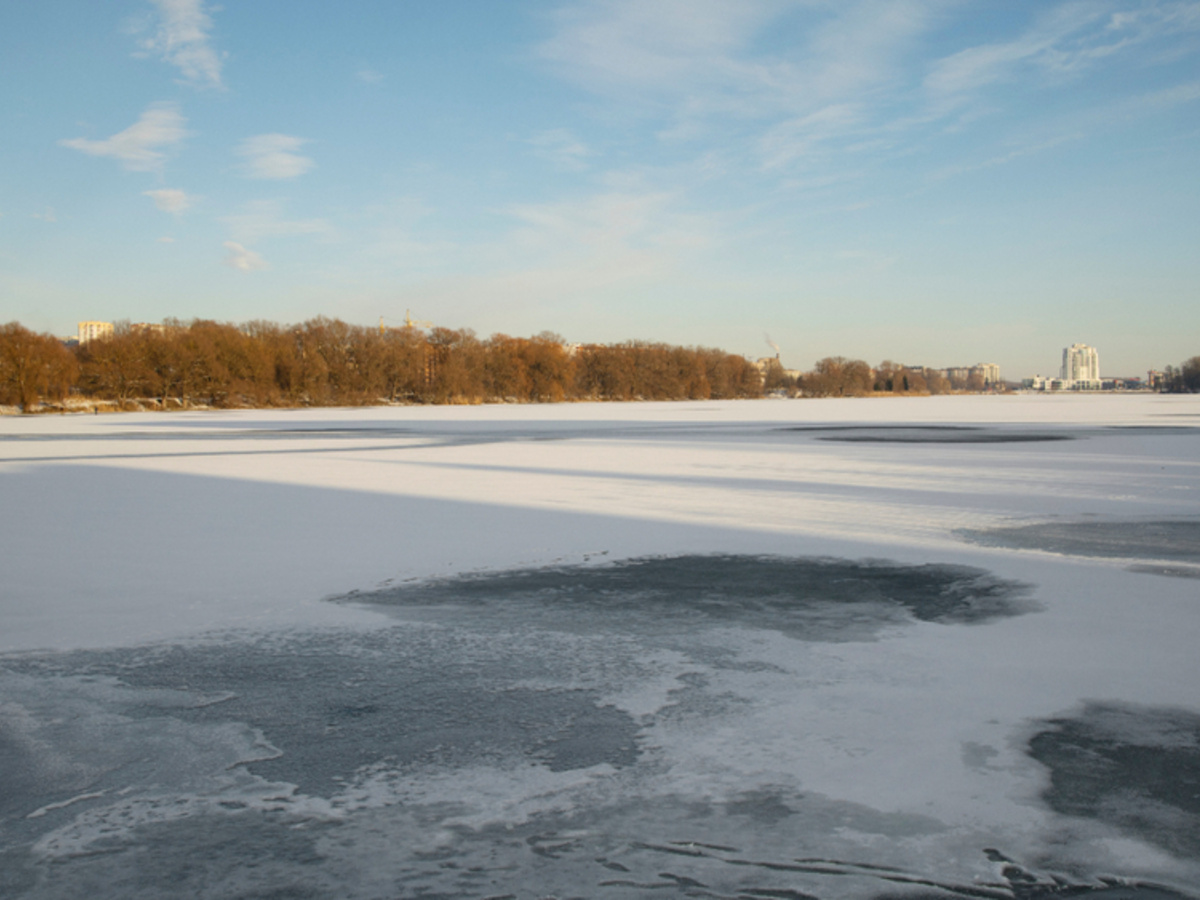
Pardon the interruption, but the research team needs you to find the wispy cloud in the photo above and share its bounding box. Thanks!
[144,188,194,214]
[528,129,593,170]
[60,102,187,172]
[925,6,1100,99]
[476,186,716,299]
[540,1,939,111]
[924,1,1200,103]
[537,0,943,166]
[221,200,333,243]
[1141,78,1200,108]
[507,188,707,252]
[537,0,784,102]
[356,67,384,84]
[759,103,865,171]
[538,0,1200,183]
[32,207,57,223]
[138,0,224,88]
[236,134,315,179]
[928,134,1083,182]
[223,241,268,271]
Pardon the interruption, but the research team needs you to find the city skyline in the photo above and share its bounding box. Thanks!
[2,1,1198,379]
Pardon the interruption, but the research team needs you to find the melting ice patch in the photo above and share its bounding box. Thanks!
[341,554,1038,638]
[1,556,1195,899]
[1028,702,1200,860]
[960,520,1200,569]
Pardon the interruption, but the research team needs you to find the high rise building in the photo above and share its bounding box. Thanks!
[77,321,114,345]
[972,363,1001,384]
[1061,343,1100,388]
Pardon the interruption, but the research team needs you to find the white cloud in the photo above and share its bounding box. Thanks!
[539,1,938,115]
[538,0,776,96]
[528,129,593,170]
[1142,78,1200,108]
[493,186,716,286]
[144,188,193,214]
[759,103,865,170]
[140,0,224,88]
[928,133,1083,182]
[32,207,57,223]
[157,236,176,243]
[60,103,187,172]
[236,134,315,179]
[387,186,724,334]
[536,0,943,169]
[923,2,1200,102]
[221,200,333,243]
[357,68,384,84]
[223,241,268,271]
[537,0,1200,182]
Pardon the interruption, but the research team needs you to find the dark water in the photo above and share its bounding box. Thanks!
[960,521,1200,566]
[351,554,1038,635]
[1029,702,1200,859]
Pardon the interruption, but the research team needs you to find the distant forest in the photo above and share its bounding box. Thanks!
[1160,359,1200,393]
[2,319,1196,412]
[0,318,760,411]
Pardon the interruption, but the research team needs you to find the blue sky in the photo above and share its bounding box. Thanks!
[1,0,1197,377]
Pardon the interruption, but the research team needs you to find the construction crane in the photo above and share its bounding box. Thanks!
[404,309,432,329]
[379,310,433,334]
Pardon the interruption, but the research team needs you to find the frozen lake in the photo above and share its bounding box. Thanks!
[2,395,1199,899]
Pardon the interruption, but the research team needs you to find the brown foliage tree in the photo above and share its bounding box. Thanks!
[803,356,873,397]
[426,327,483,403]
[77,323,151,403]
[3,316,772,409]
[0,322,77,410]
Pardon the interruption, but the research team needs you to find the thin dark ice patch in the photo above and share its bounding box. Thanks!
[614,842,1193,900]
[775,425,1075,443]
[778,425,984,432]
[1126,564,1200,579]
[1027,702,1200,859]
[341,554,1037,639]
[0,630,643,804]
[4,799,1190,900]
[818,433,1071,443]
[960,521,1200,564]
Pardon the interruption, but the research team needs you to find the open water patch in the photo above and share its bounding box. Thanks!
[1027,702,1200,861]
[341,554,1037,640]
[776,425,1074,443]
[960,521,1200,565]
[820,432,1072,444]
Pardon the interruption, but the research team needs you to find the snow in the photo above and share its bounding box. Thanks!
[2,394,1199,899]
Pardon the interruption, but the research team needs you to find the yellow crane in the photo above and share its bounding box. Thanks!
[379,310,433,334]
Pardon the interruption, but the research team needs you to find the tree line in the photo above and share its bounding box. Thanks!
[1161,357,1200,393]
[7,318,1190,413]
[0,318,762,411]
[761,356,973,396]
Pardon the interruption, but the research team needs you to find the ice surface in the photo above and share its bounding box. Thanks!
[2,395,1199,898]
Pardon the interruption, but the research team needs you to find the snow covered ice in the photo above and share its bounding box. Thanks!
[2,395,1199,899]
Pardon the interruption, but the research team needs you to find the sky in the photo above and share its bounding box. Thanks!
[1,1,1198,378]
